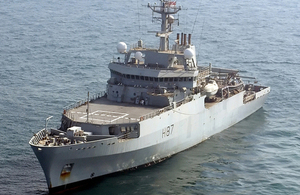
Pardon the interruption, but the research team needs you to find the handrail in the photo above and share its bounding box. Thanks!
[64,91,195,124]
[138,95,194,121]
[64,91,107,111]
[29,129,48,145]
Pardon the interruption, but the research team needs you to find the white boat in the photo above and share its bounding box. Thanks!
[29,1,270,193]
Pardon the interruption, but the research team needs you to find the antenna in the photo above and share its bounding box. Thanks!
[192,0,202,34]
[137,0,141,37]
[86,92,89,123]
[45,116,53,132]
[197,18,206,62]
[148,1,181,51]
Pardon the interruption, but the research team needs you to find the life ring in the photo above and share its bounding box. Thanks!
[140,117,144,121]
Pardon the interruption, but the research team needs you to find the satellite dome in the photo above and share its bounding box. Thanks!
[135,52,143,61]
[184,48,194,60]
[117,42,127,53]
[168,15,175,24]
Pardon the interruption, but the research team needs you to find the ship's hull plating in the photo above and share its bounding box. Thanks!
[31,88,270,192]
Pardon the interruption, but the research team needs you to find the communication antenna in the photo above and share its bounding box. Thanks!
[137,0,141,37]
[86,92,89,123]
[192,0,203,34]
[191,0,205,62]
[45,116,53,132]
[197,18,206,61]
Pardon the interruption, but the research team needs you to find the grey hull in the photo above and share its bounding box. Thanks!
[30,88,270,190]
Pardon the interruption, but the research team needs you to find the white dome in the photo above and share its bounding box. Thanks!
[117,42,127,53]
[204,80,219,96]
[184,48,194,60]
[168,15,175,24]
[135,52,143,61]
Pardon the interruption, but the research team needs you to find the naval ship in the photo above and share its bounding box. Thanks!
[29,1,270,193]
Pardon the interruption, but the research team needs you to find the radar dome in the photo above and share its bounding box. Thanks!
[135,52,143,61]
[184,48,195,60]
[168,15,175,24]
[117,42,127,53]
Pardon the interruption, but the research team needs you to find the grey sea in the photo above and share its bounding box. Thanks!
[0,0,299,194]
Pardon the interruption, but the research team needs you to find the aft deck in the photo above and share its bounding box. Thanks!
[64,97,162,125]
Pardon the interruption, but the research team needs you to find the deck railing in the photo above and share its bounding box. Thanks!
[64,91,195,124]
[139,95,194,121]
[29,129,48,145]
[198,66,210,78]
[64,91,107,111]
[139,105,173,121]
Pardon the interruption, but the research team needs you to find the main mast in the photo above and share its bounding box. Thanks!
[148,1,181,51]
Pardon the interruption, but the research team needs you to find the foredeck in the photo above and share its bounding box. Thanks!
[64,97,161,125]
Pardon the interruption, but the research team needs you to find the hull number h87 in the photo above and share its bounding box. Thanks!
[162,124,174,138]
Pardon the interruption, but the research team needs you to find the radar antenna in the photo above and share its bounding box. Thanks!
[148,1,181,51]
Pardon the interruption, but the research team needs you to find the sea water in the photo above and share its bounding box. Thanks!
[0,0,300,194]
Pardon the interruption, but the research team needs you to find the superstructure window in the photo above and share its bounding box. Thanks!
[159,78,163,82]
[145,76,149,81]
[141,76,145,80]
[126,75,130,79]
[136,75,140,80]
[150,77,154,81]
[131,75,135,79]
